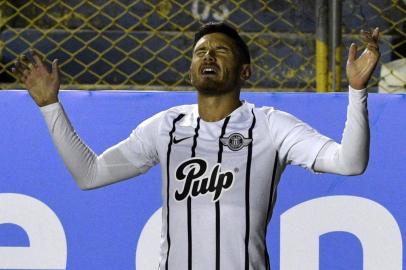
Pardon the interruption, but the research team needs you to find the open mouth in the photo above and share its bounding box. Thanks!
[200,65,219,76]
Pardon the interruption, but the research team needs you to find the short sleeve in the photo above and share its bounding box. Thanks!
[116,111,165,173]
[268,110,332,171]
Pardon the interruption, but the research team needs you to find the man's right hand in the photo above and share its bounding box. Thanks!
[12,50,60,107]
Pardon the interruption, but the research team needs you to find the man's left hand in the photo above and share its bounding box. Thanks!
[346,27,380,90]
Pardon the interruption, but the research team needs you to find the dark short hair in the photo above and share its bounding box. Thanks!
[193,22,251,64]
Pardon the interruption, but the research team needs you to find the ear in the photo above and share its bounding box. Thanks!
[240,64,251,81]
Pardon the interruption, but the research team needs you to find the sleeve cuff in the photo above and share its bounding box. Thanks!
[348,86,368,104]
[39,102,62,114]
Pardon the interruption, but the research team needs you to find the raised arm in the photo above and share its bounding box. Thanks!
[313,28,380,175]
[12,51,156,189]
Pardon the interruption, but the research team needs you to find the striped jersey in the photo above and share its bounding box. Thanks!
[120,101,331,270]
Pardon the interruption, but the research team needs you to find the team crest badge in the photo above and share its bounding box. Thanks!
[220,133,252,151]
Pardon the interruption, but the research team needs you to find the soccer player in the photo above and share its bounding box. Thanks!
[13,22,379,270]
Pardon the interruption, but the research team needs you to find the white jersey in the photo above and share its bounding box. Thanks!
[40,88,369,270]
[121,101,330,270]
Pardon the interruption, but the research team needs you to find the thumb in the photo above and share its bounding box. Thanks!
[347,43,357,63]
[51,59,60,81]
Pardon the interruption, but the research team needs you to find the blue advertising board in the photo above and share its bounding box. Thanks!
[0,90,404,269]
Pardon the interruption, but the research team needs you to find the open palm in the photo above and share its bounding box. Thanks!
[347,27,380,90]
[12,50,60,107]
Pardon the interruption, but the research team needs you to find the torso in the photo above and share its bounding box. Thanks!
[156,102,283,270]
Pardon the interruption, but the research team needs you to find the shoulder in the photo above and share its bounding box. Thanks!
[254,105,301,127]
[139,104,196,127]
[239,102,302,132]
[136,104,198,135]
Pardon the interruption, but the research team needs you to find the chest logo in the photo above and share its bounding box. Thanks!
[173,136,192,144]
[220,133,252,151]
[174,158,234,202]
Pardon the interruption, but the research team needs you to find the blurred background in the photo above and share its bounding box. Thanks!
[0,0,404,92]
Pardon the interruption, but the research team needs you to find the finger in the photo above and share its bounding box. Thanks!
[372,27,380,42]
[367,27,380,54]
[11,67,22,78]
[21,54,36,70]
[30,49,45,67]
[51,59,59,81]
[20,54,29,64]
[15,58,24,68]
[361,29,373,43]
[12,67,26,82]
[348,43,357,63]
[11,66,22,75]
[15,66,29,80]
[18,55,30,67]
[14,60,29,74]
[360,30,379,56]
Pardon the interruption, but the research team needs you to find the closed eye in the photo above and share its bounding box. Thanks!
[194,46,230,56]
[216,46,230,53]
[194,46,207,56]
[195,50,206,56]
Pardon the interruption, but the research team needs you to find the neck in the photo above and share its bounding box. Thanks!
[197,90,242,122]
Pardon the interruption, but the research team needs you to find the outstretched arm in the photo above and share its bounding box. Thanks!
[314,28,380,175]
[12,51,153,189]
[40,103,157,189]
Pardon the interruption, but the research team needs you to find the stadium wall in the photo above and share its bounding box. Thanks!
[0,91,405,269]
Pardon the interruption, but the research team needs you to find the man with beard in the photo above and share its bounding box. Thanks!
[13,22,379,270]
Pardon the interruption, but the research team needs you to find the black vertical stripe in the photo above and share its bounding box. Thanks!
[165,113,185,270]
[187,197,192,270]
[244,109,256,270]
[191,118,200,157]
[218,116,230,163]
[188,117,200,270]
[266,152,279,222]
[216,116,231,270]
[264,152,279,270]
[215,202,220,268]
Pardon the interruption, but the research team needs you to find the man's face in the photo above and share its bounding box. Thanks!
[190,32,248,95]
